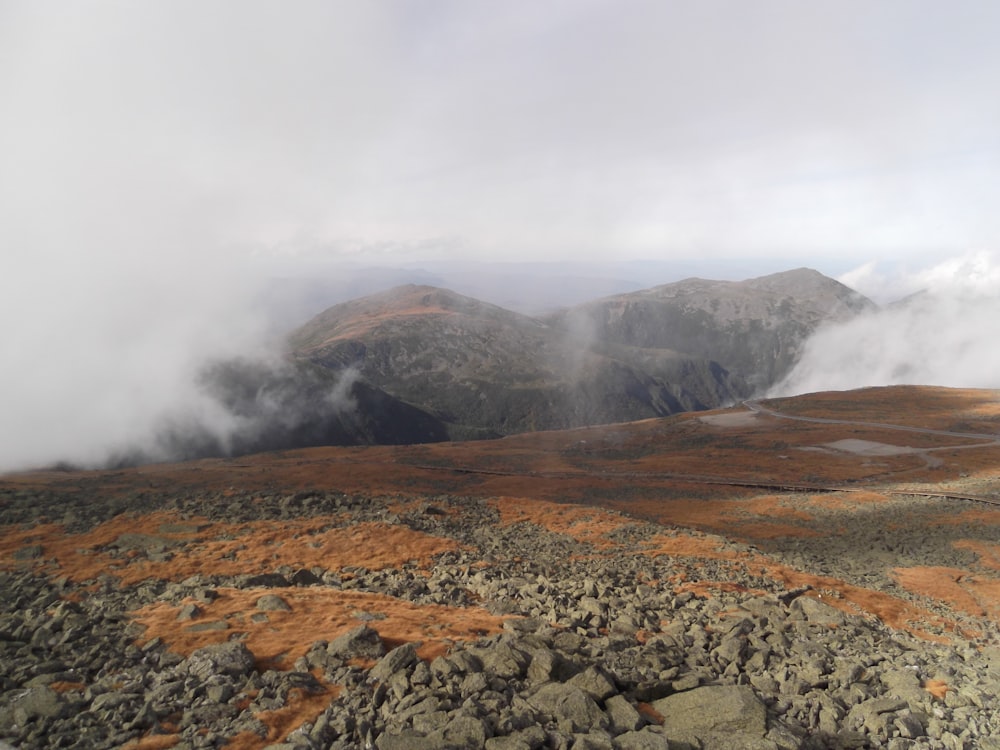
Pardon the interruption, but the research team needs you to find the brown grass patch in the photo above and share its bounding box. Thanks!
[1,512,459,585]
[761,386,1000,432]
[806,490,893,510]
[640,532,737,560]
[731,522,821,540]
[49,681,86,693]
[635,533,955,639]
[622,495,819,542]
[223,685,340,750]
[892,566,1000,620]
[491,496,634,548]
[927,507,1000,526]
[131,587,508,667]
[675,581,769,598]
[923,679,950,699]
[637,702,664,724]
[954,539,1000,571]
[122,735,182,750]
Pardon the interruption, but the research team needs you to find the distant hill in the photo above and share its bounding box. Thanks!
[288,285,747,438]
[546,268,875,389]
[142,268,876,459]
[288,270,871,439]
[108,358,450,468]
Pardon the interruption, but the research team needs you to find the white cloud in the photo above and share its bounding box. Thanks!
[776,251,1000,395]
[4,1,1000,469]
[5,1,1000,264]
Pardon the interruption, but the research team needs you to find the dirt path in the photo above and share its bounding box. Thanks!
[744,399,1000,443]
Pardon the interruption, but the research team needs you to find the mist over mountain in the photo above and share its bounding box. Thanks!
[104,359,449,468]
[775,251,1000,396]
[547,268,874,391]
[9,256,1000,475]
[775,289,1000,395]
[287,269,871,440]
[289,285,740,438]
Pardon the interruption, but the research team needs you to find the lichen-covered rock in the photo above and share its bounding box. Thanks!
[652,685,767,739]
[185,641,256,681]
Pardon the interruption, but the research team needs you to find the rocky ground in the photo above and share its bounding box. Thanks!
[2,483,1000,750]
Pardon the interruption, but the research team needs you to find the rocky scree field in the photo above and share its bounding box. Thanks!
[1,385,1000,749]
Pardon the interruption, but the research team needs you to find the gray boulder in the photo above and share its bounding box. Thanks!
[185,641,256,681]
[651,685,767,739]
[327,625,387,660]
[528,683,609,733]
[370,642,419,683]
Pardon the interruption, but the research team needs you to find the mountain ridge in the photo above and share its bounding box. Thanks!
[287,268,874,441]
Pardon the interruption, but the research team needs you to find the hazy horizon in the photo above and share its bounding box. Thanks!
[3,1,1000,472]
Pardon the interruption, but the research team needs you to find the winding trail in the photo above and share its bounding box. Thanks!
[395,401,1000,507]
[743,399,1000,444]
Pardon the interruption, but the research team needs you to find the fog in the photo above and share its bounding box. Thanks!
[774,251,1000,396]
[3,2,1000,471]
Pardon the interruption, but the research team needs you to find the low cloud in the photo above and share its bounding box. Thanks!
[774,251,1000,396]
[109,358,362,467]
[0,249,364,473]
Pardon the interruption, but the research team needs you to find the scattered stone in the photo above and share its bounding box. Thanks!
[789,596,846,627]
[185,620,229,632]
[291,568,322,586]
[176,603,201,621]
[256,594,292,612]
[244,573,292,588]
[370,642,419,683]
[328,625,387,660]
[185,641,256,681]
[12,544,43,560]
[3,487,1000,750]
[528,683,609,733]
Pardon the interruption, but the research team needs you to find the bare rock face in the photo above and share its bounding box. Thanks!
[287,270,875,443]
[549,268,876,391]
[184,641,256,681]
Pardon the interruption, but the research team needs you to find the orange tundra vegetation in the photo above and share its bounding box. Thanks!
[131,587,509,667]
[892,566,1000,621]
[0,510,461,584]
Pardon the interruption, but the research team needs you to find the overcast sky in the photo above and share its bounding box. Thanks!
[3,0,1000,272]
[3,1,1000,471]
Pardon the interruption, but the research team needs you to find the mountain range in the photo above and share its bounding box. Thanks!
[265,267,873,447]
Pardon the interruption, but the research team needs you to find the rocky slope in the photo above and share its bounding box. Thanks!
[290,268,872,441]
[1,489,998,750]
[546,268,875,390]
[290,285,745,439]
[2,386,999,749]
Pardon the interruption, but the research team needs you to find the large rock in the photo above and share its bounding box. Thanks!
[0,686,67,730]
[651,685,767,738]
[612,728,674,750]
[528,682,609,733]
[789,596,846,627]
[370,642,419,683]
[567,665,617,702]
[185,641,256,681]
[605,694,644,734]
[327,625,387,660]
[473,642,530,680]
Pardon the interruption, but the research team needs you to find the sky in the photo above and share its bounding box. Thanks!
[2,1,1000,471]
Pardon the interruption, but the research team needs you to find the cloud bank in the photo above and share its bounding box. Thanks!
[3,2,1000,266]
[775,251,1000,396]
[4,3,1000,470]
